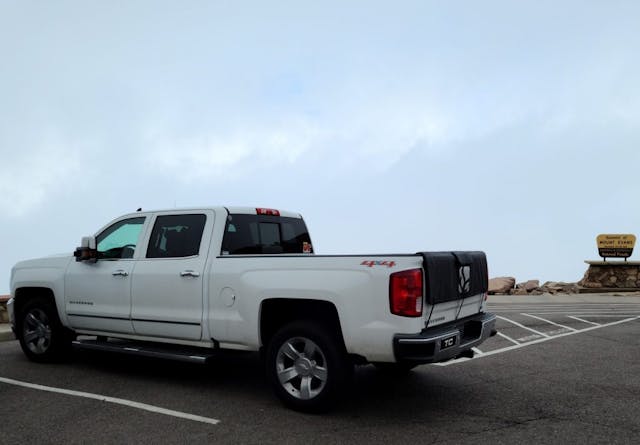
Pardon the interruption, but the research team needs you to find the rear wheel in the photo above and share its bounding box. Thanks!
[18,297,72,362]
[266,321,352,413]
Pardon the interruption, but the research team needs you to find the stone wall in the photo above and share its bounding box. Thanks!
[580,262,640,289]
[0,295,9,323]
[0,303,8,323]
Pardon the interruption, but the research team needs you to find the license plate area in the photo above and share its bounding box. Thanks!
[440,334,457,350]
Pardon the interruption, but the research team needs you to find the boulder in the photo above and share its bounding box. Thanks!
[516,280,540,292]
[488,277,516,294]
[540,281,580,294]
[0,295,9,323]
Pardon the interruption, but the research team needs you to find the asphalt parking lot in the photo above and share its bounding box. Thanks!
[1,294,639,444]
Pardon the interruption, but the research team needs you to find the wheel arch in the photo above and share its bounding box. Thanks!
[13,287,58,326]
[14,286,74,362]
[259,298,346,351]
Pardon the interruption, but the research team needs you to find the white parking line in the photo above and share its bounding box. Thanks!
[568,316,601,326]
[496,331,520,345]
[471,347,483,355]
[435,316,640,367]
[517,334,543,342]
[565,315,640,317]
[520,313,578,331]
[496,315,550,337]
[0,376,220,425]
[498,303,639,308]
[519,312,640,315]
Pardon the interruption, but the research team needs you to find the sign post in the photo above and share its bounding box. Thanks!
[596,234,636,261]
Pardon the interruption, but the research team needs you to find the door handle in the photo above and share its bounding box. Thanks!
[180,270,200,278]
[112,270,129,277]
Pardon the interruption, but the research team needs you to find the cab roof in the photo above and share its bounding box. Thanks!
[129,206,302,219]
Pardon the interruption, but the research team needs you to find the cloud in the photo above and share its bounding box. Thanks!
[0,134,82,218]
[143,115,320,182]
[138,84,461,184]
[1,0,639,293]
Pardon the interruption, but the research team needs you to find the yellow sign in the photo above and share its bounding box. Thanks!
[597,234,636,259]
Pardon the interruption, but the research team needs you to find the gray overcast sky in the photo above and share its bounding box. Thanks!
[1,0,639,293]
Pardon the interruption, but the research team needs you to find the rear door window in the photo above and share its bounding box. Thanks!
[146,214,206,258]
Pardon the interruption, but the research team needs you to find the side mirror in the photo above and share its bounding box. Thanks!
[74,236,98,262]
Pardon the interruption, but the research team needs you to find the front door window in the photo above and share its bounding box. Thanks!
[96,217,146,259]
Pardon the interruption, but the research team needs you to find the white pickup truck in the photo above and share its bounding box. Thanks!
[7,206,496,411]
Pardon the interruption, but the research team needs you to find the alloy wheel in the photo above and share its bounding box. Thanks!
[275,336,328,400]
[23,308,52,355]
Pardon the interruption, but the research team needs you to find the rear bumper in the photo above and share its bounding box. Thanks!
[393,312,496,364]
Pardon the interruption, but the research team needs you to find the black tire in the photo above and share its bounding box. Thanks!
[373,362,418,375]
[18,297,73,362]
[266,321,352,413]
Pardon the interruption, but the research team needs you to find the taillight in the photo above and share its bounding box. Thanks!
[389,268,423,317]
[256,208,280,216]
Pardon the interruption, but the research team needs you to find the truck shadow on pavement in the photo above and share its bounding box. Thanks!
[66,349,474,420]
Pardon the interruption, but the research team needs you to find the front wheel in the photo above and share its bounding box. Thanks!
[266,321,352,413]
[18,297,72,362]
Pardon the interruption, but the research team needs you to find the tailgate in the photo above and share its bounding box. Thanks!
[418,251,488,327]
